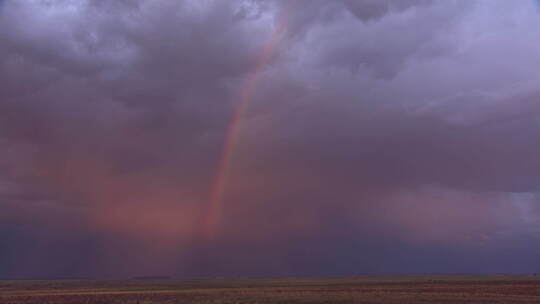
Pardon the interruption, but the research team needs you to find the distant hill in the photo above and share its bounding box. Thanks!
[131,276,172,280]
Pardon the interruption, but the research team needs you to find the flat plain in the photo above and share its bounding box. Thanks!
[1,275,538,304]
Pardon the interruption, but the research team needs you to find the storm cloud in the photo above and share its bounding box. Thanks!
[0,0,539,278]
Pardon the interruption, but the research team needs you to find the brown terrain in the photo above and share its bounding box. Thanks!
[1,275,538,303]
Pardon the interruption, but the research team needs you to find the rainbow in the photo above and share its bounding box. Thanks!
[201,5,292,239]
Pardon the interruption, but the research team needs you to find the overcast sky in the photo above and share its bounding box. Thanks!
[0,0,539,278]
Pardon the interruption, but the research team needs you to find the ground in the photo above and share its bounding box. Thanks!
[1,275,538,303]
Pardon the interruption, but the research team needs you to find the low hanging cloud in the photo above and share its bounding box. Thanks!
[0,0,539,278]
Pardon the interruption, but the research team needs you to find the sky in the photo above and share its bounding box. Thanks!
[0,0,539,279]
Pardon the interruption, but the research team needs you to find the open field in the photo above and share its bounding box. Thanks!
[1,275,538,304]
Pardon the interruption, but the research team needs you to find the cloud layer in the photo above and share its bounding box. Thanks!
[0,0,539,278]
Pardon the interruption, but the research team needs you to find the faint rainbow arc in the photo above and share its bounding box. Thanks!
[201,7,291,239]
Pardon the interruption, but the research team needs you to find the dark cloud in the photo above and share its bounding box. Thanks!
[0,0,539,278]
[341,0,431,21]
